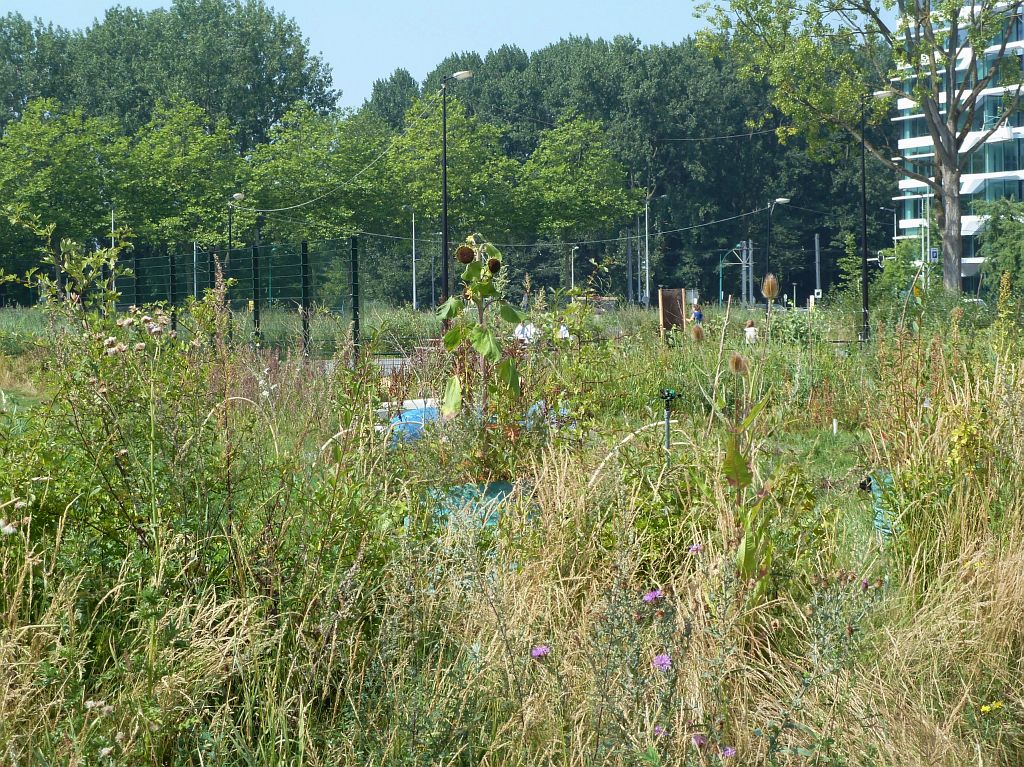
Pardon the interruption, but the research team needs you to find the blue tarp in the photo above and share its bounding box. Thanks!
[389,406,440,443]
[427,481,515,527]
[869,471,896,537]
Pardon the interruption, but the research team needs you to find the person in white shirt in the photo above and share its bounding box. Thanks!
[744,319,758,344]
[514,320,538,344]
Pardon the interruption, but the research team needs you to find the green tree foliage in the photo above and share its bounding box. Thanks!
[0,13,73,131]
[391,95,519,243]
[696,0,1024,293]
[0,99,121,251]
[518,115,638,285]
[365,68,421,131]
[14,0,336,149]
[248,103,393,241]
[120,100,240,245]
[976,198,1024,291]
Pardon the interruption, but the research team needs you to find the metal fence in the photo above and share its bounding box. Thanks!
[115,237,361,355]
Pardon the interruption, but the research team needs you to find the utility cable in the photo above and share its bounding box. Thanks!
[234,90,443,215]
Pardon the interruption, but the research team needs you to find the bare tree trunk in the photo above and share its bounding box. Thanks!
[936,167,963,293]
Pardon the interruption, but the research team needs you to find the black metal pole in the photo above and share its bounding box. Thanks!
[300,240,310,355]
[860,96,870,342]
[133,249,140,307]
[441,81,450,307]
[350,235,360,355]
[766,203,772,277]
[252,215,262,340]
[251,242,260,340]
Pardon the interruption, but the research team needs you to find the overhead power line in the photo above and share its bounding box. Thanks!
[656,127,779,142]
[235,90,443,215]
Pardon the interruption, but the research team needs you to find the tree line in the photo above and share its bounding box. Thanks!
[0,0,900,306]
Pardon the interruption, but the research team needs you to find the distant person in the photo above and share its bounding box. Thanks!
[744,319,758,345]
[514,320,538,344]
[690,303,704,325]
[557,323,571,340]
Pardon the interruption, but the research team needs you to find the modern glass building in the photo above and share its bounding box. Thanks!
[893,12,1024,292]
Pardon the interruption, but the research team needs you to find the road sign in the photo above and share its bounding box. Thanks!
[929,247,939,263]
[814,288,823,299]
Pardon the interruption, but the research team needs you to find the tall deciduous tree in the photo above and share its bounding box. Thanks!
[697,0,1024,292]
[248,103,394,241]
[0,99,121,252]
[518,115,638,286]
[121,100,240,246]
[0,13,73,131]
[66,0,337,148]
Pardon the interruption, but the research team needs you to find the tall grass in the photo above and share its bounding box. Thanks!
[0,291,1020,765]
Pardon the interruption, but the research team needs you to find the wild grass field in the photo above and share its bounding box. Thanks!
[0,273,1020,765]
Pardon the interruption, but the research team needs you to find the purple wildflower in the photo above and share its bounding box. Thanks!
[721,746,737,758]
[642,588,664,604]
[652,653,672,672]
[688,543,703,555]
[530,644,551,659]
[691,733,707,748]
[653,725,667,737]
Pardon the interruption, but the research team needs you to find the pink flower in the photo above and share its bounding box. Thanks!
[652,653,671,672]
[688,543,703,555]
[691,733,707,748]
[530,644,551,659]
[721,745,737,758]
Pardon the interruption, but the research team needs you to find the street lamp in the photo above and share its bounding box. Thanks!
[880,206,897,247]
[570,245,579,290]
[440,70,472,308]
[644,193,667,306]
[227,191,245,275]
[765,197,790,276]
[403,205,416,310]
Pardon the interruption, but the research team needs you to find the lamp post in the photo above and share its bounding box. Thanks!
[644,193,667,307]
[570,245,579,290]
[440,69,472,307]
[880,206,897,247]
[860,97,870,342]
[765,196,790,276]
[404,205,416,309]
[227,192,245,276]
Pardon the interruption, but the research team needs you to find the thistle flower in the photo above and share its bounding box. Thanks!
[691,733,707,748]
[652,653,671,672]
[642,588,664,604]
[721,746,736,758]
[761,273,780,301]
[653,725,667,737]
[691,323,705,342]
[133,342,146,352]
[688,543,703,555]
[728,352,748,376]
[530,644,551,659]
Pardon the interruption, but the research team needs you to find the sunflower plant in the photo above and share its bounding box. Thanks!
[436,234,524,418]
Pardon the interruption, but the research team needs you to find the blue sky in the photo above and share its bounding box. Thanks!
[8,0,710,108]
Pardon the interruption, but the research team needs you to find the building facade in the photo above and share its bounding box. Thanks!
[894,13,1024,292]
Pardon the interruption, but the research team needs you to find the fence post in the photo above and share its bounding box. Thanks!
[251,242,261,341]
[133,249,140,307]
[350,236,360,356]
[300,240,311,355]
[167,244,177,331]
[208,248,216,293]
